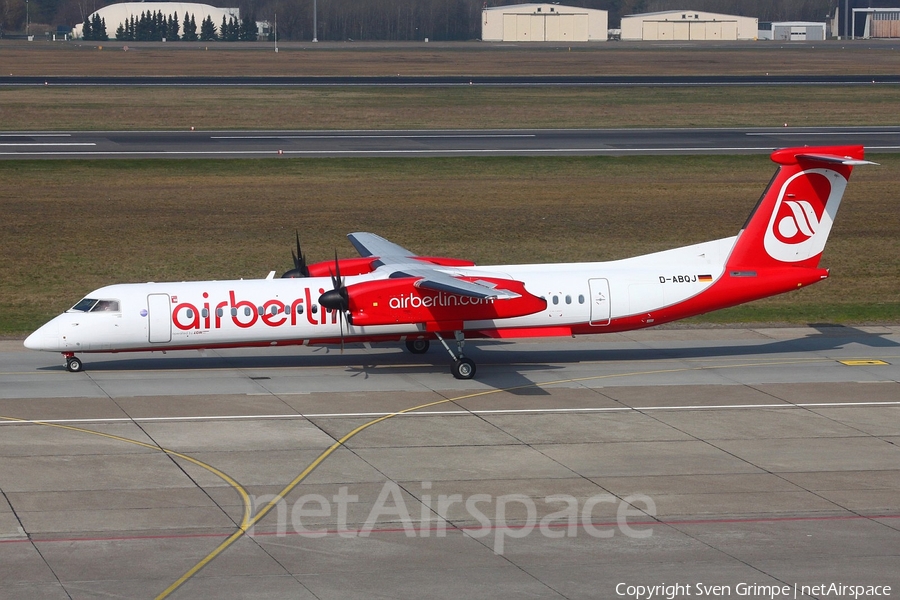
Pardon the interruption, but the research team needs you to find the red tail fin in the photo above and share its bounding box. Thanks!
[726,145,872,270]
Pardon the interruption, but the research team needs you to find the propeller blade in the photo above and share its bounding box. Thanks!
[282,231,310,278]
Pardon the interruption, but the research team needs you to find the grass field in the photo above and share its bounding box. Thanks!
[4,85,900,130]
[2,155,898,335]
[5,41,900,77]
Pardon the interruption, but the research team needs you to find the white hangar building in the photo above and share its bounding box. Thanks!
[758,21,826,41]
[621,10,758,41]
[73,2,239,39]
[482,4,609,42]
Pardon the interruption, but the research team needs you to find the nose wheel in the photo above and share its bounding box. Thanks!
[64,353,83,373]
[434,331,476,380]
[452,357,476,380]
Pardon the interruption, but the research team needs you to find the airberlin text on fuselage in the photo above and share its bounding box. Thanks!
[169,288,488,331]
[171,288,337,331]
[389,291,494,309]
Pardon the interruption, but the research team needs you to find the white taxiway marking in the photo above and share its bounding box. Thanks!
[0,143,96,147]
[211,134,537,139]
[2,400,898,425]
[0,134,72,137]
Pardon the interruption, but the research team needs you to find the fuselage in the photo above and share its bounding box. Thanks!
[25,235,753,354]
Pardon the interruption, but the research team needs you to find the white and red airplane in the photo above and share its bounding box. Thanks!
[25,146,873,379]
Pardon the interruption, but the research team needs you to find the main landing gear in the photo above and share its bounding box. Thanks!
[63,352,83,373]
[433,331,476,380]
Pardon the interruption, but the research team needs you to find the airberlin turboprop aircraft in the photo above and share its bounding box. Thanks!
[25,146,873,379]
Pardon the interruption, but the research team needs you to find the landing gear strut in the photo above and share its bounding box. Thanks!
[63,352,83,373]
[434,331,476,380]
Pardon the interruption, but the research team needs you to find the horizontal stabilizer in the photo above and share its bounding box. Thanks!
[796,153,878,166]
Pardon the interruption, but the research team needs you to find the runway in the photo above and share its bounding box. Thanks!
[1,326,899,599]
[3,126,900,159]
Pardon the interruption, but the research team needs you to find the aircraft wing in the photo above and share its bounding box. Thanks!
[347,232,520,300]
[348,232,415,262]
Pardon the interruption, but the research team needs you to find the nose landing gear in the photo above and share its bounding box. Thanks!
[63,352,83,373]
[433,331,476,380]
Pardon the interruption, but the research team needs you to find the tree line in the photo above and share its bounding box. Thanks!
[82,10,257,41]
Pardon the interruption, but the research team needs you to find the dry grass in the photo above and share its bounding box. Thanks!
[3,85,900,130]
[2,155,898,334]
[5,41,900,77]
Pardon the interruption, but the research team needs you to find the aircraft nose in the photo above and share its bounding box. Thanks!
[24,320,60,351]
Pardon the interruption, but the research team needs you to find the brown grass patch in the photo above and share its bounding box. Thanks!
[3,85,900,130]
[5,41,900,77]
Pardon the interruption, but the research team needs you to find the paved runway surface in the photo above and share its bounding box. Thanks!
[1,326,899,599]
[3,126,900,159]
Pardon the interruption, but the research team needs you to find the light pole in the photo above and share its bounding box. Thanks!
[312,0,317,42]
[25,0,29,38]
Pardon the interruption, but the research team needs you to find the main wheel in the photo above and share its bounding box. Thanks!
[405,339,430,354]
[452,357,476,380]
[66,357,83,373]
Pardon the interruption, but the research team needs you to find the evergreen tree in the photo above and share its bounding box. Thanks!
[115,22,125,40]
[97,17,109,41]
[220,15,227,40]
[168,14,180,41]
[157,10,167,40]
[82,15,92,40]
[90,14,104,40]
[240,14,256,41]
[182,13,198,41]
[200,15,217,41]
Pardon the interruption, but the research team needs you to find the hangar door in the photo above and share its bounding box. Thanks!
[510,14,544,41]
[503,13,588,41]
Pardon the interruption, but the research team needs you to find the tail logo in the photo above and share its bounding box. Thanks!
[763,169,846,263]
[775,200,819,243]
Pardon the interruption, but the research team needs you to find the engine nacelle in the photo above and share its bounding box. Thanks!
[306,257,378,277]
[346,277,546,328]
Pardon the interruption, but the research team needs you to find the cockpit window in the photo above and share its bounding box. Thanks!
[91,300,120,312]
[70,298,99,312]
[68,298,120,313]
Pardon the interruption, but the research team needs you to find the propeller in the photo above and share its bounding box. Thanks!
[319,251,351,352]
[281,231,310,278]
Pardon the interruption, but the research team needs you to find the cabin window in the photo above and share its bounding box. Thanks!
[257,306,264,316]
[231,308,238,316]
[296,304,304,315]
[201,308,209,318]
[578,294,585,304]
[565,295,572,305]
[244,307,252,317]
[216,308,224,318]
[185,309,194,319]
[311,304,318,314]
[70,298,99,312]
[552,296,559,305]
[270,306,279,315]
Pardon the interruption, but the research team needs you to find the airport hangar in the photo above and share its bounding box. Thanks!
[621,10,758,41]
[481,3,608,42]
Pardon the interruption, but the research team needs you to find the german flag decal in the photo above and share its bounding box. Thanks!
[698,274,713,282]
